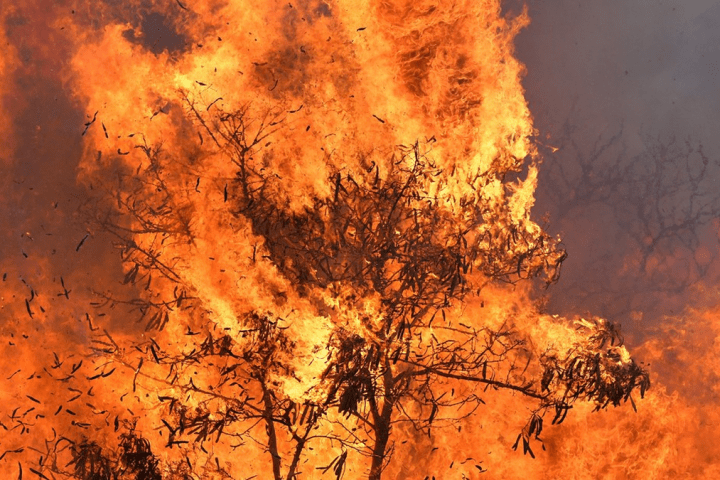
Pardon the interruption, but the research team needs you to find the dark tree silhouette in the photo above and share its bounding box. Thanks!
[537,117,720,326]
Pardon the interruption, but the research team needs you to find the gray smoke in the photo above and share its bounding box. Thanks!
[515,0,720,344]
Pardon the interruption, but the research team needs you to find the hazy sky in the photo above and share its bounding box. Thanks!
[518,0,720,149]
[512,0,720,332]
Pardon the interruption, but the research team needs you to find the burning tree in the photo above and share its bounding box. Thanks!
[56,96,649,480]
[1,1,651,479]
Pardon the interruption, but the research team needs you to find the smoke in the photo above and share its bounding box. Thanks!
[514,0,720,328]
[518,0,720,144]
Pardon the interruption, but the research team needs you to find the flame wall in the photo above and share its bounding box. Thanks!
[1,0,720,478]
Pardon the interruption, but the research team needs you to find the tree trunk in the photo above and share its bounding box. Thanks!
[285,437,306,480]
[368,399,393,480]
[262,384,283,480]
[368,364,395,480]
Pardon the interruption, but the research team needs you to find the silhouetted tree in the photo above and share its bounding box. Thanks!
[537,117,720,323]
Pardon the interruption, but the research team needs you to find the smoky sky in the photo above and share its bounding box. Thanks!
[514,0,720,342]
[518,0,720,145]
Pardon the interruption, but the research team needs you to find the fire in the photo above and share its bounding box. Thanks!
[1,0,716,479]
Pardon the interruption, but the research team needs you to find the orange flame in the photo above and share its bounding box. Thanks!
[3,1,715,479]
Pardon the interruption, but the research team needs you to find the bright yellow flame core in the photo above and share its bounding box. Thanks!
[68,0,547,395]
